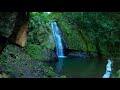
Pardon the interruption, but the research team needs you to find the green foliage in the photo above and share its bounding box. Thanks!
[39,65,57,78]
[59,75,66,78]
[111,70,120,78]
[29,12,52,44]
[26,12,56,61]
[0,44,60,78]
[50,12,120,57]
[0,45,25,74]
[45,66,55,77]
[24,43,44,60]
[0,73,12,78]
[15,12,119,78]
[28,12,55,50]
[40,65,66,78]
[28,12,119,57]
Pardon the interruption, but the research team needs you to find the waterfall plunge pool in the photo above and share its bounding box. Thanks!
[47,57,109,78]
[50,22,119,78]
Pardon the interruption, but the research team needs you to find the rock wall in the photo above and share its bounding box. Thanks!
[0,12,59,77]
[0,12,17,38]
[0,12,28,51]
[9,12,28,47]
[16,23,28,47]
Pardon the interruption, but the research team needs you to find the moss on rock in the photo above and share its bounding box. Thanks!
[0,12,17,37]
[0,44,58,78]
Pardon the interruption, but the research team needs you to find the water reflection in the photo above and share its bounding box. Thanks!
[55,58,64,73]
[48,57,107,78]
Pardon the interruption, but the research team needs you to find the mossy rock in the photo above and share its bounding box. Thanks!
[0,12,17,37]
[0,44,60,78]
[0,73,11,78]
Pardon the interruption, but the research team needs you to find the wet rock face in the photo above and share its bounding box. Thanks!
[59,28,69,49]
[42,49,58,62]
[64,49,90,58]
[0,12,17,37]
[68,52,90,58]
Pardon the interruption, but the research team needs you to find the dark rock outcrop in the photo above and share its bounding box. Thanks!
[55,22,70,49]
[0,12,17,38]
[0,12,28,53]
[60,29,70,49]
[64,49,91,58]
[48,50,58,62]
[42,49,58,62]
[9,12,28,47]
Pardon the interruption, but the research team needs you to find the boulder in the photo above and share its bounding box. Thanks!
[41,49,58,62]
[0,12,28,53]
[16,23,28,47]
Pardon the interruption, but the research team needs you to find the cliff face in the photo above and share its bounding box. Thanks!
[0,12,58,78]
[9,12,28,47]
[0,12,17,53]
[0,12,17,38]
[16,23,28,47]
[0,12,28,47]
[0,12,29,77]
[0,12,57,62]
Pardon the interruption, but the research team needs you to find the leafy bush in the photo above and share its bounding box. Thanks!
[24,43,44,60]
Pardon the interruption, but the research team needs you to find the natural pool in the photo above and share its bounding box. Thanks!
[47,57,110,78]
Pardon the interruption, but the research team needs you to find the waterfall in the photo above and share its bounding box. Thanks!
[51,22,65,58]
[102,59,113,78]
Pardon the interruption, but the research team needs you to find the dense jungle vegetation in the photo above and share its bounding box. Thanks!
[29,12,120,58]
[0,12,119,78]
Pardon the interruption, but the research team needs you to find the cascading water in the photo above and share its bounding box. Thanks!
[51,22,65,58]
[102,59,113,78]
